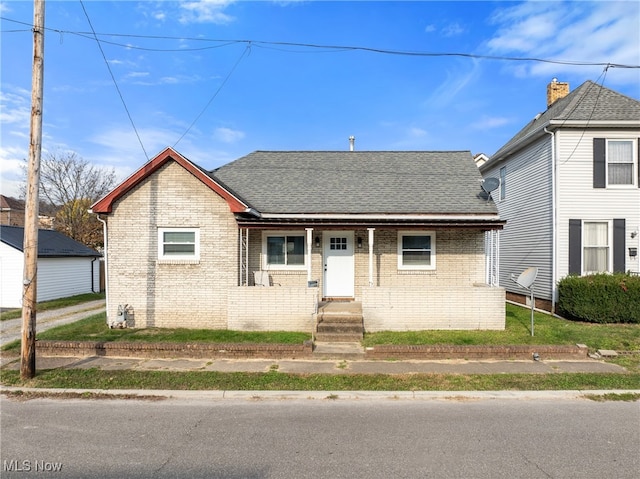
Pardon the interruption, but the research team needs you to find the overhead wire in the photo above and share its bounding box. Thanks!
[1,14,637,163]
[172,43,252,149]
[1,16,639,68]
[78,0,150,161]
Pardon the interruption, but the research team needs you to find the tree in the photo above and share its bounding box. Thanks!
[23,151,117,249]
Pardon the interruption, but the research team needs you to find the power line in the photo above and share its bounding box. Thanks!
[2,16,639,69]
[77,2,149,161]
[173,43,251,149]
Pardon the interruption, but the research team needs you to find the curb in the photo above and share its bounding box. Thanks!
[2,386,639,401]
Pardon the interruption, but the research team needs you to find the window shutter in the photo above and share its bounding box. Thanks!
[568,219,582,275]
[593,138,605,188]
[637,138,640,188]
[613,219,626,273]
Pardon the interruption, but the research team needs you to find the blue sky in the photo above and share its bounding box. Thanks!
[1,1,639,199]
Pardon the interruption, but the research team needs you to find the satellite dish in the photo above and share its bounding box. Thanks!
[481,177,500,194]
[516,267,538,289]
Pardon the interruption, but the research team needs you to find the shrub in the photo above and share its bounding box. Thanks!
[557,273,640,324]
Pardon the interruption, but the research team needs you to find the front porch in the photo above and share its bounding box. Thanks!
[227,283,506,334]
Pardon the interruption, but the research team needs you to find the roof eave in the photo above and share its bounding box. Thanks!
[91,147,248,214]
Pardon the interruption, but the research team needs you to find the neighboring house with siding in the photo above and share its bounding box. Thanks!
[1,195,26,227]
[91,147,505,334]
[479,79,640,312]
[0,226,102,308]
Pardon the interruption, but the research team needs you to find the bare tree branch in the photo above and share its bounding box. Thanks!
[22,150,117,249]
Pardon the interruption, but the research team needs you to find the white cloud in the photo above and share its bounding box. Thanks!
[425,58,481,109]
[408,127,427,138]
[126,71,150,79]
[214,127,245,143]
[470,116,511,130]
[486,1,640,85]
[178,0,236,25]
[442,22,465,37]
[0,89,30,126]
[0,146,27,198]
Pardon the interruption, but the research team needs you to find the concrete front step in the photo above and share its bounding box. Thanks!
[313,341,365,359]
[317,315,363,324]
[317,323,364,334]
[315,332,364,342]
[316,301,364,342]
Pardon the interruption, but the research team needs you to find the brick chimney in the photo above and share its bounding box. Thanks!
[547,78,569,107]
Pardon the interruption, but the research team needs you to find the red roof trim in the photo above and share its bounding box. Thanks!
[91,147,247,214]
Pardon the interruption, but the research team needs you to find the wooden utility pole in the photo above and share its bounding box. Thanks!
[21,0,45,379]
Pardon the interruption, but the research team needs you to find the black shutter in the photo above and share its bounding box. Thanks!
[593,138,605,188]
[613,219,626,273]
[637,138,640,188]
[568,219,582,275]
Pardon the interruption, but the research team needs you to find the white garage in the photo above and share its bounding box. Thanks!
[0,226,101,308]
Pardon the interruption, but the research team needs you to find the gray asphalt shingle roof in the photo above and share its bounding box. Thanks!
[0,226,101,257]
[491,80,640,162]
[211,151,498,215]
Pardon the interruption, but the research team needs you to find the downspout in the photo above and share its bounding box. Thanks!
[544,127,557,313]
[96,214,109,323]
[91,257,97,293]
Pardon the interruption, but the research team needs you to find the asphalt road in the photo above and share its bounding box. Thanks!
[1,396,638,478]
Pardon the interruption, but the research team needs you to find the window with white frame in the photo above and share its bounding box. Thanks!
[607,140,635,186]
[158,228,200,260]
[583,221,610,274]
[264,232,305,269]
[398,231,435,270]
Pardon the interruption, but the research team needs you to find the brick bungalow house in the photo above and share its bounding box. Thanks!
[91,147,505,334]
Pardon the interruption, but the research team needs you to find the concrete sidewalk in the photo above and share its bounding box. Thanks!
[0,353,627,375]
[0,300,105,347]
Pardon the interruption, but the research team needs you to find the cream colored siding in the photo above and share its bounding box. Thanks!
[105,161,239,328]
[556,129,640,278]
[483,136,554,300]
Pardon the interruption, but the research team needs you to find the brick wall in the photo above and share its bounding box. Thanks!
[362,285,505,331]
[106,161,239,329]
[228,286,319,332]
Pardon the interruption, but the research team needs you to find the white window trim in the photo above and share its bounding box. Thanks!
[581,220,612,275]
[397,231,436,271]
[606,138,637,188]
[262,230,307,271]
[157,227,200,262]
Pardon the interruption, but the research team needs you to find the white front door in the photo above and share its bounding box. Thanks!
[323,231,355,298]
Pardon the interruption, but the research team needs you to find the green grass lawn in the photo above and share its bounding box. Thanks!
[1,368,639,392]
[0,293,105,321]
[0,312,310,351]
[3,302,638,353]
[363,303,640,352]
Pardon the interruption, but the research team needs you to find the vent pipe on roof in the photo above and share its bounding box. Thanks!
[349,136,355,151]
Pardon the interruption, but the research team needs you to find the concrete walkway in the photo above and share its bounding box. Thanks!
[0,300,105,347]
[0,353,627,375]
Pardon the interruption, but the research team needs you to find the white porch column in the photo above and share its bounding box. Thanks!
[245,228,249,286]
[238,228,249,286]
[306,228,313,283]
[368,228,375,286]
